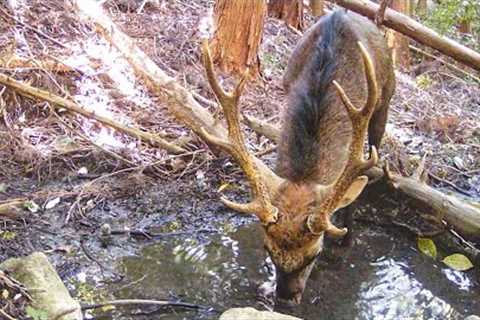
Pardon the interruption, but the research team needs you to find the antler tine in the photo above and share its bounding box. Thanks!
[307,41,380,236]
[202,39,230,102]
[332,42,379,119]
[202,39,248,104]
[334,41,380,170]
[200,39,278,225]
[358,41,379,117]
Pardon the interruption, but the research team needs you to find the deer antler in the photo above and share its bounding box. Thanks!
[200,39,279,225]
[307,41,379,236]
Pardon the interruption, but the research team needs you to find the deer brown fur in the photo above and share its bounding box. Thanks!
[201,9,395,305]
[278,10,395,184]
[270,10,395,303]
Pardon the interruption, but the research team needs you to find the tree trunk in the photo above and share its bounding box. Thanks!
[268,0,304,30]
[310,0,324,17]
[409,0,416,16]
[324,0,480,72]
[416,0,427,15]
[457,20,472,34]
[211,0,267,78]
[387,0,411,70]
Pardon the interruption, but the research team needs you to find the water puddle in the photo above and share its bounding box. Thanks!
[108,222,480,320]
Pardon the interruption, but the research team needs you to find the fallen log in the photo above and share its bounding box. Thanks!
[244,115,280,142]
[368,166,480,238]
[75,0,227,140]
[327,0,480,72]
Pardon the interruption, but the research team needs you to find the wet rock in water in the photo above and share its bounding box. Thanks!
[219,307,301,320]
[0,252,82,320]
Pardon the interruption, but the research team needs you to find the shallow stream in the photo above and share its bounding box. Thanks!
[107,221,480,320]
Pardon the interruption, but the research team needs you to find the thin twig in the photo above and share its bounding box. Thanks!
[0,309,17,320]
[0,6,68,49]
[79,240,109,276]
[254,145,276,157]
[81,299,209,311]
[428,172,472,197]
[448,228,479,252]
[410,45,480,83]
[49,105,135,166]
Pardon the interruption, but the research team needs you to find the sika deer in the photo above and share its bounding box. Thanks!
[200,9,395,304]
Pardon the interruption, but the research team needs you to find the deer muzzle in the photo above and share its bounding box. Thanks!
[275,257,317,305]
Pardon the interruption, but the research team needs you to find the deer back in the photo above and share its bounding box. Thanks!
[277,10,395,185]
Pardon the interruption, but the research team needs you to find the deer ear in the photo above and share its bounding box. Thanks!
[336,176,369,209]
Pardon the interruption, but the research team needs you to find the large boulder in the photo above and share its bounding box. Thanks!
[0,252,82,320]
[220,307,301,320]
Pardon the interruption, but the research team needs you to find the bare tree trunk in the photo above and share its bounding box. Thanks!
[211,0,266,78]
[387,0,411,70]
[416,0,427,15]
[457,20,472,34]
[409,0,416,15]
[268,0,304,30]
[310,0,324,17]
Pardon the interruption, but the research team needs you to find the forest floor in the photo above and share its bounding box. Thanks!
[0,0,479,319]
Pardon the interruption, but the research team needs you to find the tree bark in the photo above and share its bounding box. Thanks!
[325,0,480,72]
[387,0,411,69]
[211,0,267,77]
[374,0,391,26]
[416,0,427,15]
[310,0,325,17]
[268,0,304,30]
[408,0,416,16]
[457,20,472,34]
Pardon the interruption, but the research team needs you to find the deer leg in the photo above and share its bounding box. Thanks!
[341,206,355,247]
[368,76,395,151]
[368,102,389,151]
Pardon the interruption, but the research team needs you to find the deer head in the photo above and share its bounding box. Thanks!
[200,22,382,303]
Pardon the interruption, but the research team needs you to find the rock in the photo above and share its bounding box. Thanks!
[465,316,480,320]
[219,307,302,320]
[0,252,82,320]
